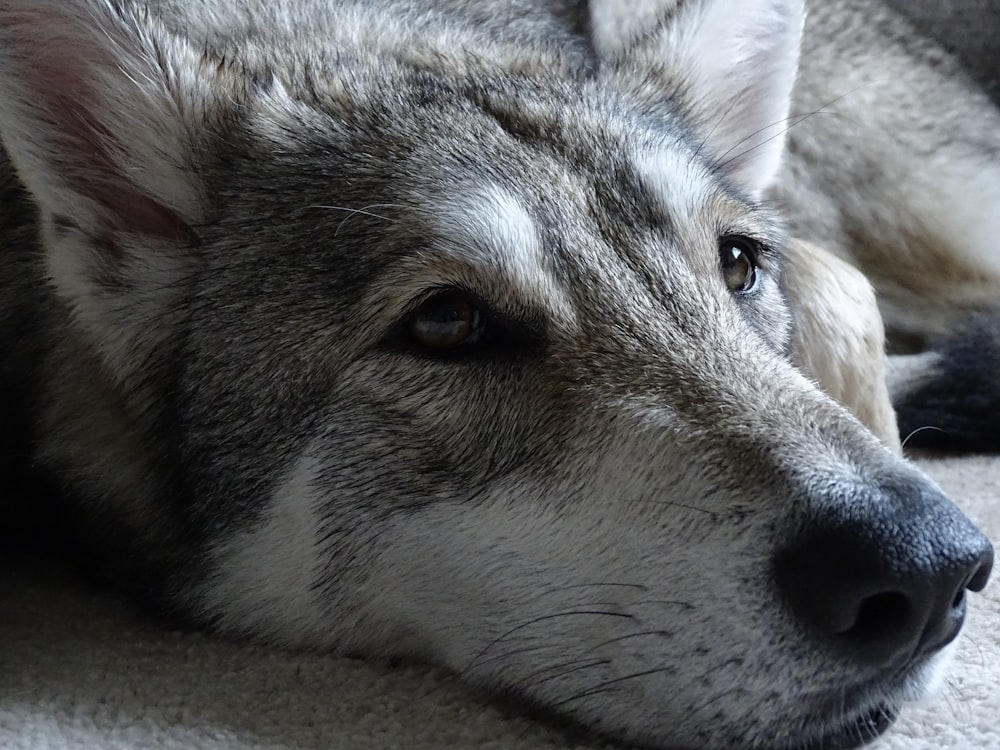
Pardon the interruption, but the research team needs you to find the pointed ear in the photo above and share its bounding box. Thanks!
[0,0,207,237]
[0,0,213,379]
[593,0,805,197]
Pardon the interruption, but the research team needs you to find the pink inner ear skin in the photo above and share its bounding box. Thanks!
[1,4,200,247]
[108,192,201,245]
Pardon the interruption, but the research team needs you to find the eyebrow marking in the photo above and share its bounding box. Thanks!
[434,181,543,268]
[431,180,572,314]
[629,142,704,227]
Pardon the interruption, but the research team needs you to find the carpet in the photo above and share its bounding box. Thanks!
[2,455,997,750]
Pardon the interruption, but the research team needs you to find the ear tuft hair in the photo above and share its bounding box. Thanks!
[593,0,805,196]
[0,0,214,382]
[0,0,207,236]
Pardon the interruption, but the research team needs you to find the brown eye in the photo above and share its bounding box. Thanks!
[719,235,760,294]
[408,290,483,350]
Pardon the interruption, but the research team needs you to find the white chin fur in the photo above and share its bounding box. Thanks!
[898,642,957,704]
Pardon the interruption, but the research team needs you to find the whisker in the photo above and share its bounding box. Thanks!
[693,85,752,164]
[471,622,681,673]
[962,632,988,670]
[580,629,674,655]
[945,677,975,724]
[543,582,649,594]
[305,202,403,236]
[901,425,946,450]
[623,498,719,517]
[549,665,678,709]
[465,642,561,671]
[629,599,695,610]
[688,683,745,714]
[459,610,635,678]
[508,657,612,695]
[713,81,880,172]
[714,110,824,174]
[679,657,749,719]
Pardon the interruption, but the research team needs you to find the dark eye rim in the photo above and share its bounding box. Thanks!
[386,286,543,360]
[718,233,765,295]
[407,287,484,350]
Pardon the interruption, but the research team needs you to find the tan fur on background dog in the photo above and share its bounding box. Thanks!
[0,2,995,750]
[785,239,900,453]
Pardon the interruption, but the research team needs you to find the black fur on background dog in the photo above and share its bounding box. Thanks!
[895,312,1000,453]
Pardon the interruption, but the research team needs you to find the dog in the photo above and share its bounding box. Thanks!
[0,1,996,748]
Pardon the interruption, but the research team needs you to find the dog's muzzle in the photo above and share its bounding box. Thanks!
[773,470,993,669]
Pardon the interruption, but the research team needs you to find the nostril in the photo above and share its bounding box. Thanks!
[845,592,911,641]
[775,473,993,669]
[773,528,990,668]
[836,591,915,661]
[967,551,994,593]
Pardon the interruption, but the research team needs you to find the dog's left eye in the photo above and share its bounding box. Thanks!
[407,290,485,351]
[719,235,760,294]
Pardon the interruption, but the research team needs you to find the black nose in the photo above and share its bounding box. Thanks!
[774,472,994,668]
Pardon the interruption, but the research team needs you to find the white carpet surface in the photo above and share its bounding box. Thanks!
[2,456,997,750]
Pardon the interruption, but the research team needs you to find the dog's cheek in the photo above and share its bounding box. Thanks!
[737,278,794,357]
[358,494,818,748]
[346,452,786,688]
[194,449,336,648]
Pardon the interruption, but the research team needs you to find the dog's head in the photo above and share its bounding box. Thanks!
[0,0,992,748]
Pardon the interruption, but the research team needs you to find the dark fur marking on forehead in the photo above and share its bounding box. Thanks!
[590,158,678,242]
[475,94,554,148]
[51,214,78,239]
[212,49,277,93]
[557,0,598,63]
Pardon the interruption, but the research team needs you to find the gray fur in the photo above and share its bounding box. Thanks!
[776,0,1000,347]
[0,1,996,749]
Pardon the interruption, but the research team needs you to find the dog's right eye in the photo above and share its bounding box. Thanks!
[719,235,761,294]
[390,288,543,360]
[406,290,485,351]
